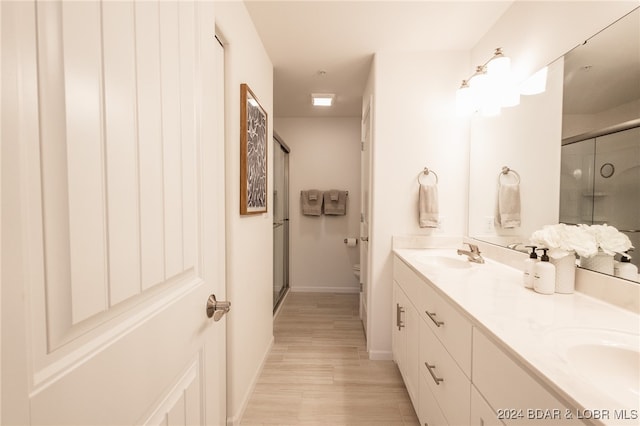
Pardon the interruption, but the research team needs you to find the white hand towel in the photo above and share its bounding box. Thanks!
[419,183,439,228]
[301,190,323,216]
[496,182,521,228]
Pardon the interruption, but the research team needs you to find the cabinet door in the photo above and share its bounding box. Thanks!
[393,282,419,405]
[420,374,448,426]
[473,329,582,425]
[471,385,505,426]
[392,281,407,372]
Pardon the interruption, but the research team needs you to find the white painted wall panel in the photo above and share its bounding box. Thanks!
[159,1,184,279]
[61,1,108,324]
[35,1,74,346]
[167,394,185,426]
[179,2,197,271]
[184,375,201,425]
[135,0,166,290]
[102,1,142,306]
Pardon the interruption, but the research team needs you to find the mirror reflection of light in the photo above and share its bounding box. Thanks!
[520,66,548,95]
[573,169,582,180]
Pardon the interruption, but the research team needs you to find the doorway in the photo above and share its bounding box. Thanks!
[273,133,290,312]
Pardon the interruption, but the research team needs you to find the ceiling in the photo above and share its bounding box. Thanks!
[562,7,640,115]
[244,0,514,118]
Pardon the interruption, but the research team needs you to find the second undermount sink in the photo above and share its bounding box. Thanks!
[414,255,472,270]
[546,327,640,408]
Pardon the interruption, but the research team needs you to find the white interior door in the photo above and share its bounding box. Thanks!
[1,1,226,424]
[360,97,372,341]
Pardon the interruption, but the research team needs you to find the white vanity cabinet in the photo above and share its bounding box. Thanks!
[393,254,588,426]
[393,256,472,426]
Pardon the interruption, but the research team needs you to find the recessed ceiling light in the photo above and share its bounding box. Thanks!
[311,93,335,107]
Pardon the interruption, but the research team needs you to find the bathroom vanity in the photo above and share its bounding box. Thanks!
[392,247,639,426]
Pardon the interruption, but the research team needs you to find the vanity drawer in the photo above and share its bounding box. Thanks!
[417,274,472,377]
[420,318,470,426]
[394,257,473,377]
[472,328,582,425]
[393,256,423,304]
[420,374,448,426]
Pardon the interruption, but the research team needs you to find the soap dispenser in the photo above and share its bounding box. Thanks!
[615,251,638,281]
[523,245,538,289]
[533,248,555,295]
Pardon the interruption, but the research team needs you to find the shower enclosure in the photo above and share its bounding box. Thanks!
[560,125,640,269]
[273,133,290,311]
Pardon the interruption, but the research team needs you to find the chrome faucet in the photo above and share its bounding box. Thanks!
[457,243,485,264]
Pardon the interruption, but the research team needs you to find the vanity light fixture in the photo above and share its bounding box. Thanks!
[456,47,523,116]
[311,93,335,107]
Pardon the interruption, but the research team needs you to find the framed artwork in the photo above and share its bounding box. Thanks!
[240,83,268,215]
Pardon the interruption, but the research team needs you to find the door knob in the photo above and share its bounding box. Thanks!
[206,294,231,321]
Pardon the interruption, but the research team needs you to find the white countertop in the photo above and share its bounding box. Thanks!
[393,248,640,422]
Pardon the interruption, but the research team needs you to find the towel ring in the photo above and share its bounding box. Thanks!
[498,166,520,184]
[417,167,438,185]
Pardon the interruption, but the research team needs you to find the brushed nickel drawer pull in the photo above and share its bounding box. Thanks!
[426,311,444,327]
[425,362,444,385]
[396,303,405,330]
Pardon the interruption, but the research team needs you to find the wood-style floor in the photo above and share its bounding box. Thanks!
[240,292,420,426]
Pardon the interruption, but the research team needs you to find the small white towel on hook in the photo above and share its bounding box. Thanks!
[419,182,439,228]
[496,182,521,228]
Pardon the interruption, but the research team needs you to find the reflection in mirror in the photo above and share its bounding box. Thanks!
[469,7,640,282]
[560,7,639,281]
[560,127,640,274]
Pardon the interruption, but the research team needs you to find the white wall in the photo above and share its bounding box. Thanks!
[367,51,470,359]
[214,2,273,424]
[275,117,361,293]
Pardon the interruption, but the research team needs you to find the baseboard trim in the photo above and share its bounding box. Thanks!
[226,335,275,426]
[290,286,360,294]
[368,349,393,361]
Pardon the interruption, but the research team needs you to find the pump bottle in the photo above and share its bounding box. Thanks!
[533,248,555,295]
[523,245,538,289]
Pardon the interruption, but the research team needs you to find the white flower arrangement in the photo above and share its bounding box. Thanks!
[578,224,634,256]
[530,223,633,259]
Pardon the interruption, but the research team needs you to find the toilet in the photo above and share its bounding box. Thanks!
[352,264,360,279]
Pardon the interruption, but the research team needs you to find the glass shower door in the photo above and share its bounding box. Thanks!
[273,135,290,311]
[593,127,640,269]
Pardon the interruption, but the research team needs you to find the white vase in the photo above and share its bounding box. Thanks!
[550,254,576,294]
[580,251,615,275]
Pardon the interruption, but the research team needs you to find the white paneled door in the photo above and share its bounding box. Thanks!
[1,1,227,425]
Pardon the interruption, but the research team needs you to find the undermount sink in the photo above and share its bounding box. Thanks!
[414,255,472,270]
[546,327,640,408]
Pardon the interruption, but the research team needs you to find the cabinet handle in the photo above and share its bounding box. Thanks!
[425,362,444,385]
[396,304,405,330]
[425,311,444,327]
